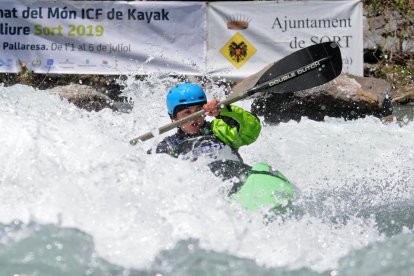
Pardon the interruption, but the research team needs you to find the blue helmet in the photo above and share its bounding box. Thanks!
[166,83,207,117]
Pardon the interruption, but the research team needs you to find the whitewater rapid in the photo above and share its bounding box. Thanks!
[1,79,413,274]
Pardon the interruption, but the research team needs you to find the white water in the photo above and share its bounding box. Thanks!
[1,80,413,273]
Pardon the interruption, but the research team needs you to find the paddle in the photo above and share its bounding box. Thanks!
[130,41,342,145]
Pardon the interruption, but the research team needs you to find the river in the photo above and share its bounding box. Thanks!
[1,77,413,275]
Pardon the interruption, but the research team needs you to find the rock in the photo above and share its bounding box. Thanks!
[371,15,386,30]
[383,36,400,52]
[364,10,414,54]
[402,39,414,53]
[251,74,393,124]
[364,31,385,50]
[49,84,112,111]
[392,84,414,105]
[384,11,400,33]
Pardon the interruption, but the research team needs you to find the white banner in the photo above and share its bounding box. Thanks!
[207,0,363,79]
[0,1,205,74]
[1,1,363,78]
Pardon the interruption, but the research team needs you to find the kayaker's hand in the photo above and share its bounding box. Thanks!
[203,99,221,117]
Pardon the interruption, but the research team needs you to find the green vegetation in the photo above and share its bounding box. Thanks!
[364,0,414,15]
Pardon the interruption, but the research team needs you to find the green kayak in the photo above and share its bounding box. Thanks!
[209,161,294,213]
[231,162,294,212]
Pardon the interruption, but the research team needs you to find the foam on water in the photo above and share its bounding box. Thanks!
[0,80,413,273]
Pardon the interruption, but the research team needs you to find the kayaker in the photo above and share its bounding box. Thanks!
[150,82,261,171]
[149,82,294,212]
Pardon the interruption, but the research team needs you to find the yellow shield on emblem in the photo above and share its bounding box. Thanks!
[220,32,256,69]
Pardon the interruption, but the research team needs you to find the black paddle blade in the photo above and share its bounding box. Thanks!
[255,42,342,94]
